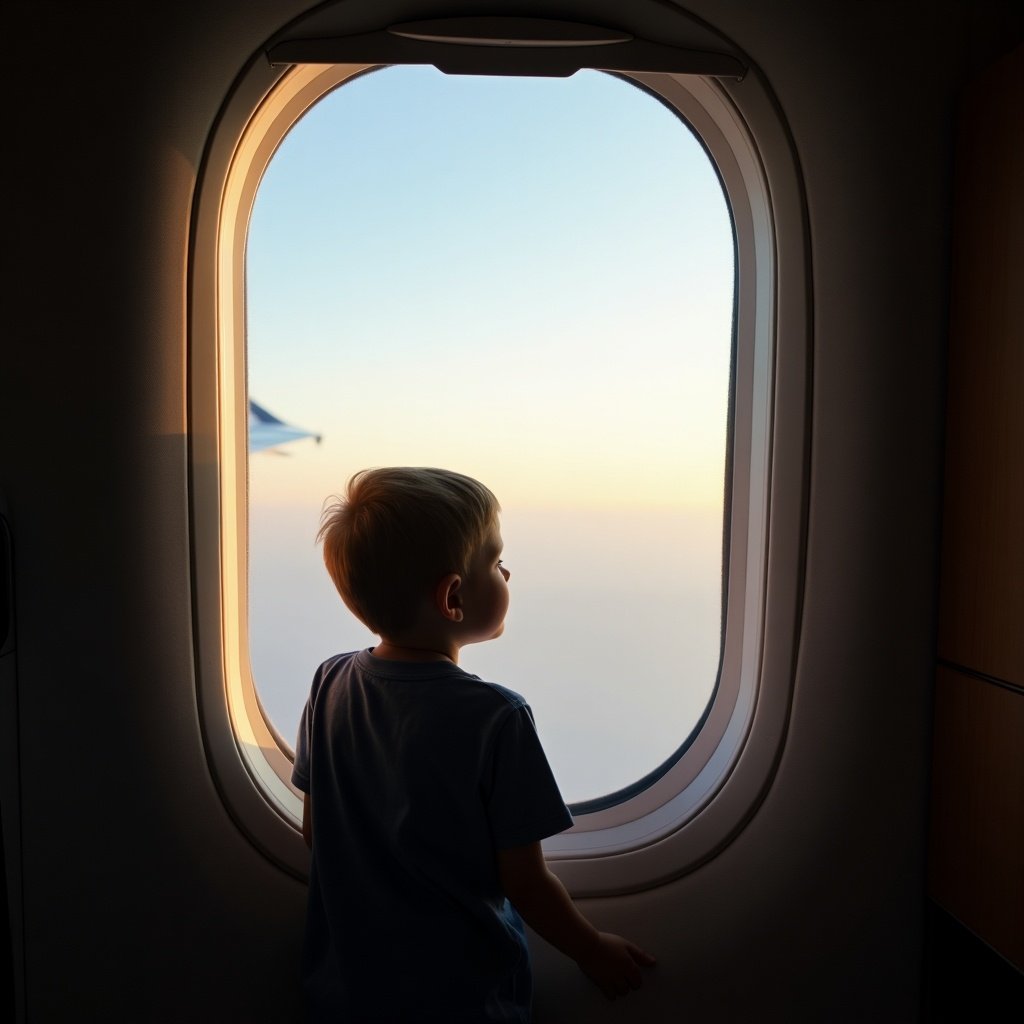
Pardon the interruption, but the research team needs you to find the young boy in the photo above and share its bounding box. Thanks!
[292,467,655,1022]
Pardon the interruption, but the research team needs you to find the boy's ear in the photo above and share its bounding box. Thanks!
[435,573,464,622]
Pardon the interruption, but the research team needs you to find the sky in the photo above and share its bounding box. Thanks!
[244,66,734,804]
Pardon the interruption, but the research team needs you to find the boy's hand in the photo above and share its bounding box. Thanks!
[575,931,656,1000]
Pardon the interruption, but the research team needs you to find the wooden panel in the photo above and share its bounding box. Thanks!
[937,43,1024,685]
[928,666,1024,969]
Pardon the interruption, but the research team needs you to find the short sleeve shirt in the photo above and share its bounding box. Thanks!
[292,650,573,1023]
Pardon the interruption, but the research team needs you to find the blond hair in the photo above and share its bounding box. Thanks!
[317,467,500,635]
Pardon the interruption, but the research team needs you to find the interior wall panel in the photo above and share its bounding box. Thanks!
[930,42,1024,975]
[928,667,1024,967]
[937,43,1024,684]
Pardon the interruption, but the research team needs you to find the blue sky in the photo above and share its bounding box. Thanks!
[246,66,732,510]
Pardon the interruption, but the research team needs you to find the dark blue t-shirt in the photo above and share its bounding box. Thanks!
[292,649,573,1023]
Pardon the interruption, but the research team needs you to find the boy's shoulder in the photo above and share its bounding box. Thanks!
[466,675,529,713]
[313,648,530,713]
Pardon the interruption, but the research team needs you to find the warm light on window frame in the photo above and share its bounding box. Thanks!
[190,55,809,891]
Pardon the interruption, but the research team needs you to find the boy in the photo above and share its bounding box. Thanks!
[292,467,655,1022]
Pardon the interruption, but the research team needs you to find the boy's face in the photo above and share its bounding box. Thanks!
[459,520,511,644]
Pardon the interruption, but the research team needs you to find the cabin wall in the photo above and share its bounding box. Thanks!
[5,2,317,1020]
[926,39,1024,985]
[2,1,1017,1021]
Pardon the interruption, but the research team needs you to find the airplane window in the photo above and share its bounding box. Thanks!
[244,66,734,806]
[193,39,806,884]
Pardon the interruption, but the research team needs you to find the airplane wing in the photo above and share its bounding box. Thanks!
[249,400,322,453]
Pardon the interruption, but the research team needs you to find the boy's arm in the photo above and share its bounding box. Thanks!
[301,793,312,849]
[496,841,655,1000]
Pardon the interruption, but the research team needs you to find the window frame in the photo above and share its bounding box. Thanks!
[189,53,809,891]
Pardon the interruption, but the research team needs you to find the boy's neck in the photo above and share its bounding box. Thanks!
[371,639,459,664]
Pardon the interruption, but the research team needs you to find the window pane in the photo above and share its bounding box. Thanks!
[246,67,734,805]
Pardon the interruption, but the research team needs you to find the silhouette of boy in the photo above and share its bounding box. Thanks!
[293,467,654,1022]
